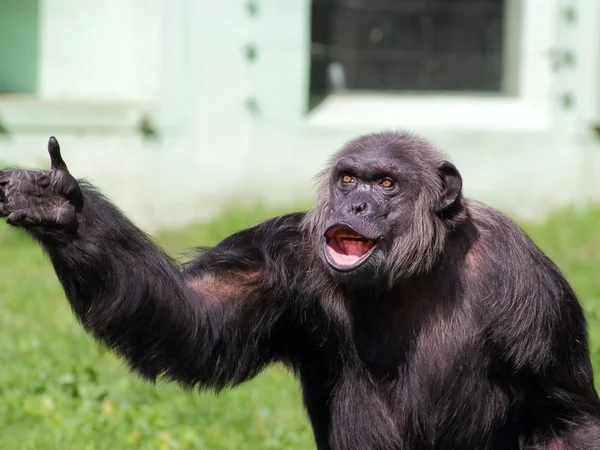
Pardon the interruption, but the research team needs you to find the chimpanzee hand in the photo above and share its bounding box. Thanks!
[0,137,83,232]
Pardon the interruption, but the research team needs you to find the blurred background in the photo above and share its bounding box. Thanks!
[0,1,599,449]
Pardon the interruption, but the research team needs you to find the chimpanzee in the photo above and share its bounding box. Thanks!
[1,132,599,449]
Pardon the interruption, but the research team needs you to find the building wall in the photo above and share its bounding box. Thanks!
[40,0,162,101]
[0,0,39,93]
[0,0,599,232]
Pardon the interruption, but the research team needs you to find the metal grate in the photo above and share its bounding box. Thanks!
[310,0,506,101]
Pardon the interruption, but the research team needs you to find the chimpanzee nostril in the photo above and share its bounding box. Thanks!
[341,195,377,218]
[352,202,368,215]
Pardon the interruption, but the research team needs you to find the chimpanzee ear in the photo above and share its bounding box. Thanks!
[435,160,462,213]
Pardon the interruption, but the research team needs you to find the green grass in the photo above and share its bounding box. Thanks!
[0,204,599,450]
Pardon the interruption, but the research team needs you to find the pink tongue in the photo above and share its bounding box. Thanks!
[327,239,369,266]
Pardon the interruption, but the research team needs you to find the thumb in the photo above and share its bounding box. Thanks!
[48,136,69,172]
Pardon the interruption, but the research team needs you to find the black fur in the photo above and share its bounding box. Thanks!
[1,132,599,449]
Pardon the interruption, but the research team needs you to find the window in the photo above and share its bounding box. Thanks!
[0,0,39,94]
[310,0,511,108]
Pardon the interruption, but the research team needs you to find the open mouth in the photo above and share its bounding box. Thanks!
[324,225,377,271]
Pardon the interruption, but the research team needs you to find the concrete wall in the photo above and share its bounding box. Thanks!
[38,0,162,101]
[0,0,599,232]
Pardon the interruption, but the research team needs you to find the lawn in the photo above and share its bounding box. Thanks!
[1,204,599,450]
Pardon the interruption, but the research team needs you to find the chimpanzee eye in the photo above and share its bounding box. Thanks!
[341,174,355,184]
[380,178,395,189]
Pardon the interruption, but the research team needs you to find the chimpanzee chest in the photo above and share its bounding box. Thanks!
[349,285,482,380]
[348,309,512,448]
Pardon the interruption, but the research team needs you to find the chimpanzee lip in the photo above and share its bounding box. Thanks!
[323,224,379,272]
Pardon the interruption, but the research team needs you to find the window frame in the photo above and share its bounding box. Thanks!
[307,0,557,131]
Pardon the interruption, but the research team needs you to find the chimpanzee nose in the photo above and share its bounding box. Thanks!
[340,193,380,218]
[350,202,368,215]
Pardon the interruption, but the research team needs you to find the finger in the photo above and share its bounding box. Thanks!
[0,202,10,217]
[6,210,30,226]
[48,136,69,172]
[36,173,51,189]
[0,170,14,186]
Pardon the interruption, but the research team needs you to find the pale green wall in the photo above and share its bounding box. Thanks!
[0,0,599,231]
[0,0,39,93]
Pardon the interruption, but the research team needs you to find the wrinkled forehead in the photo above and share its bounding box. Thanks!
[332,137,431,175]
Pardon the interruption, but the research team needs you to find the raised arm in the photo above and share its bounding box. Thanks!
[0,138,301,390]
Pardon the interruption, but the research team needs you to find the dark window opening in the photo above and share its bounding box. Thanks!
[310,0,508,109]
